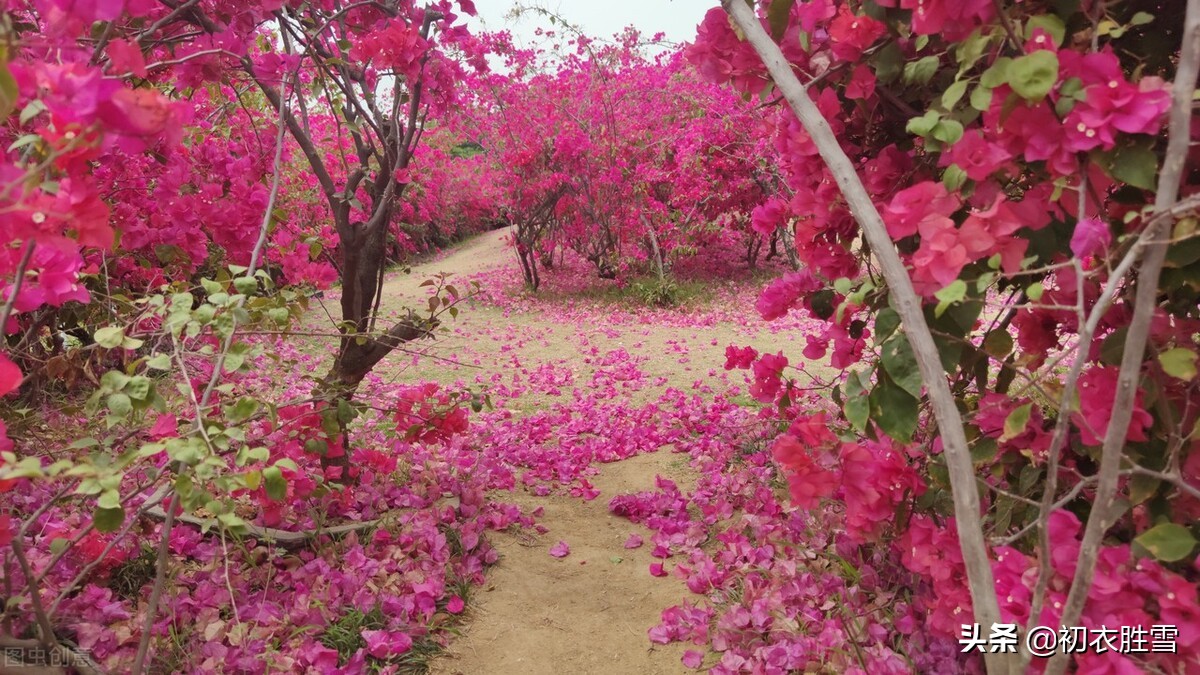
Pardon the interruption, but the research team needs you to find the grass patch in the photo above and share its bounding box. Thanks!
[108,545,158,600]
[394,635,446,674]
[538,274,717,309]
[319,606,388,665]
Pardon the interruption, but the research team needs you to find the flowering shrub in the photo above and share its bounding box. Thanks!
[681,0,1200,672]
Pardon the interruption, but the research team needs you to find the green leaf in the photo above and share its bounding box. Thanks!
[881,334,923,398]
[870,372,919,442]
[943,164,968,191]
[1000,403,1032,442]
[1008,51,1059,102]
[1134,523,1197,562]
[263,466,287,501]
[94,326,126,349]
[0,61,18,121]
[1159,347,1198,382]
[1129,11,1154,26]
[1094,141,1159,191]
[93,506,125,533]
[906,110,940,137]
[144,353,171,371]
[1129,473,1160,505]
[19,100,46,125]
[200,278,222,295]
[1026,282,1045,302]
[903,56,940,86]
[873,42,904,84]
[226,397,261,424]
[97,489,121,510]
[983,330,1014,358]
[843,370,871,431]
[969,85,994,112]
[934,280,968,317]
[106,392,133,418]
[941,80,969,110]
[336,398,358,424]
[979,57,1012,89]
[931,119,964,145]
[874,308,901,345]
[233,276,258,295]
[125,377,151,401]
[954,29,993,74]
[767,0,796,41]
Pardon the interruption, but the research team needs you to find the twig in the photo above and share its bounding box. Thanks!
[142,507,379,548]
[0,241,36,333]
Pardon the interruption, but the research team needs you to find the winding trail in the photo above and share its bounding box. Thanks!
[317,229,805,673]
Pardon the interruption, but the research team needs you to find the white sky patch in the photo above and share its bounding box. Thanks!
[464,0,716,48]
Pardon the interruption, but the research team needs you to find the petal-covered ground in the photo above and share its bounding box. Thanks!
[10,229,955,674]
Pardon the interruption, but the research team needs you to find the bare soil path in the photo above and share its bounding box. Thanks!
[313,229,803,674]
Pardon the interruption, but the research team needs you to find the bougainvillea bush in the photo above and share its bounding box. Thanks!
[672,0,1200,673]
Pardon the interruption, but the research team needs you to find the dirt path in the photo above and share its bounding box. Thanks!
[331,230,802,674]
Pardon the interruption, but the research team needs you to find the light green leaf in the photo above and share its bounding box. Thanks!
[263,466,287,501]
[1135,523,1197,562]
[1159,347,1198,382]
[0,61,18,121]
[934,280,968,317]
[97,489,121,510]
[94,326,125,349]
[843,370,871,431]
[931,119,964,145]
[1001,403,1032,442]
[1008,51,1059,102]
[1129,11,1154,26]
[906,110,940,137]
[941,80,969,110]
[903,56,940,86]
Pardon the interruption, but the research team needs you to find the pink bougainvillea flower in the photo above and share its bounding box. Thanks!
[1073,366,1154,446]
[771,435,837,508]
[828,6,886,61]
[1070,217,1112,259]
[624,533,644,549]
[362,629,413,659]
[0,354,21,397]
[105,38,147,77]
[945,130,1012,181]
[549,540,570,558]
[723,345,758,370]
[446,595,465,614]
[882,181,959,240]
[682,650,704,669]
[649,562,668,577]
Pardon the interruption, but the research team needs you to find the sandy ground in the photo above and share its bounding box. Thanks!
[302,230,804,674]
